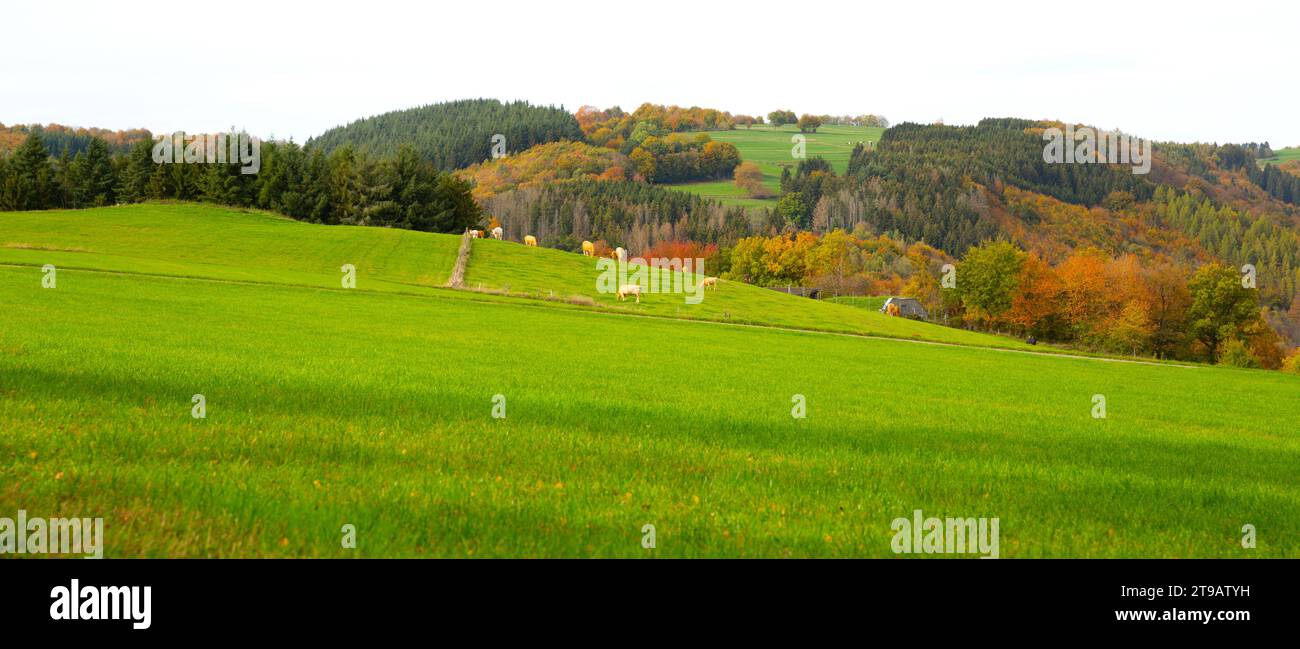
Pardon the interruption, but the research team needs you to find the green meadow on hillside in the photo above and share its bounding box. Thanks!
[0,203,1030,350]
[825,296,890,312]
[1259,146,1300,166]
[0,203,461,292]
[668,124,884,205]
[463,236,1031,349]
[2,203,1297,558]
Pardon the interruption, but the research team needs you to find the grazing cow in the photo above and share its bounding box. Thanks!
[886,302,901,317]
[524,235,538,247]
[701,276,719,289]
[581,240,595,257]
[616,284,642,303]
[469,229,482,238]
[491,226,503,240]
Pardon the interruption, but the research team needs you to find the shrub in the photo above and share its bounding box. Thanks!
[1218,339,1261,368]
[1282,352,1300,375]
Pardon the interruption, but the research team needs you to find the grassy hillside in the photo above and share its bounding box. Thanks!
[825,296,889,311]
[463,236,1031,349]
[1,203,1029,351]
[669,124,884,205]
[3,203,1297,558]
[0,203,462,292]
[1259,146,1300,166]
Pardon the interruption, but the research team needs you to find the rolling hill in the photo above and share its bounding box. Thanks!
[0,203,462,292]
[0,203,1030,350]
[307,99,583,171]
[461,235,1032,348]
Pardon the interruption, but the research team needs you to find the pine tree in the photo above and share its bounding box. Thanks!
[54,148,76,208]
[7,132,54,210]
[76,138,117,207]
[117,138,156,203]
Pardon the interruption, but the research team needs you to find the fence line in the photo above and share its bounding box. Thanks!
[446,230,473,288]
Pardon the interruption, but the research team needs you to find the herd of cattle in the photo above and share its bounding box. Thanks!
[468,227,504,240]
[464,227,720,304]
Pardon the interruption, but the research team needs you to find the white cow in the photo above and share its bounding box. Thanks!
[616,284,642,303]
[491,226,503,240]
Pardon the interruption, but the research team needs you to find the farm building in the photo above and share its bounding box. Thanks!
[879,297,928,319]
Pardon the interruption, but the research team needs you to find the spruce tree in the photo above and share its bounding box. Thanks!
[117,138,156,203]
[77,138,117,207]
[9,132,54,210]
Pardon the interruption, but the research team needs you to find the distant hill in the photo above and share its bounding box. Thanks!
[0,123,152,156]
[307,98,582,171]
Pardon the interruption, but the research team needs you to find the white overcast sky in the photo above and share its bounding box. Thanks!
[2,0,1296,146]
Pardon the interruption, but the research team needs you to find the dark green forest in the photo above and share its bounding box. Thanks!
[0,131,481,233]
[307,99,583,171]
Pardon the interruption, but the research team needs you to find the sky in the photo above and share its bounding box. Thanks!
[2,0,1296,147]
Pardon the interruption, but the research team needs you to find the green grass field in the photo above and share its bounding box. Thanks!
[824,295,890,312]
[1258,146,1300,167]
[0,204,1031,351]
[463,237,1029,349]
[668,124,884,206]
[2,203,1298,557]
[0,202,461,292]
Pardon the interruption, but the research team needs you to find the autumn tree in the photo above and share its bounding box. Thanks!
[1139,263,1191,359]
[1282,351,1300,374]
[733,162,767,197]
[956,241,1026,327]
[902,270,944,320]
[1102,300,1153,356]
[797,114,823,133]
[767,110,796,127]
[1056,248,1111,340]
[1243,313,1285,369]
[701,141,742,178]
[805,229,861,295]
[1006,252,1064,338]
[629,147,656,181]
[1218,338,1260,368]
[1186,264,1260,362]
